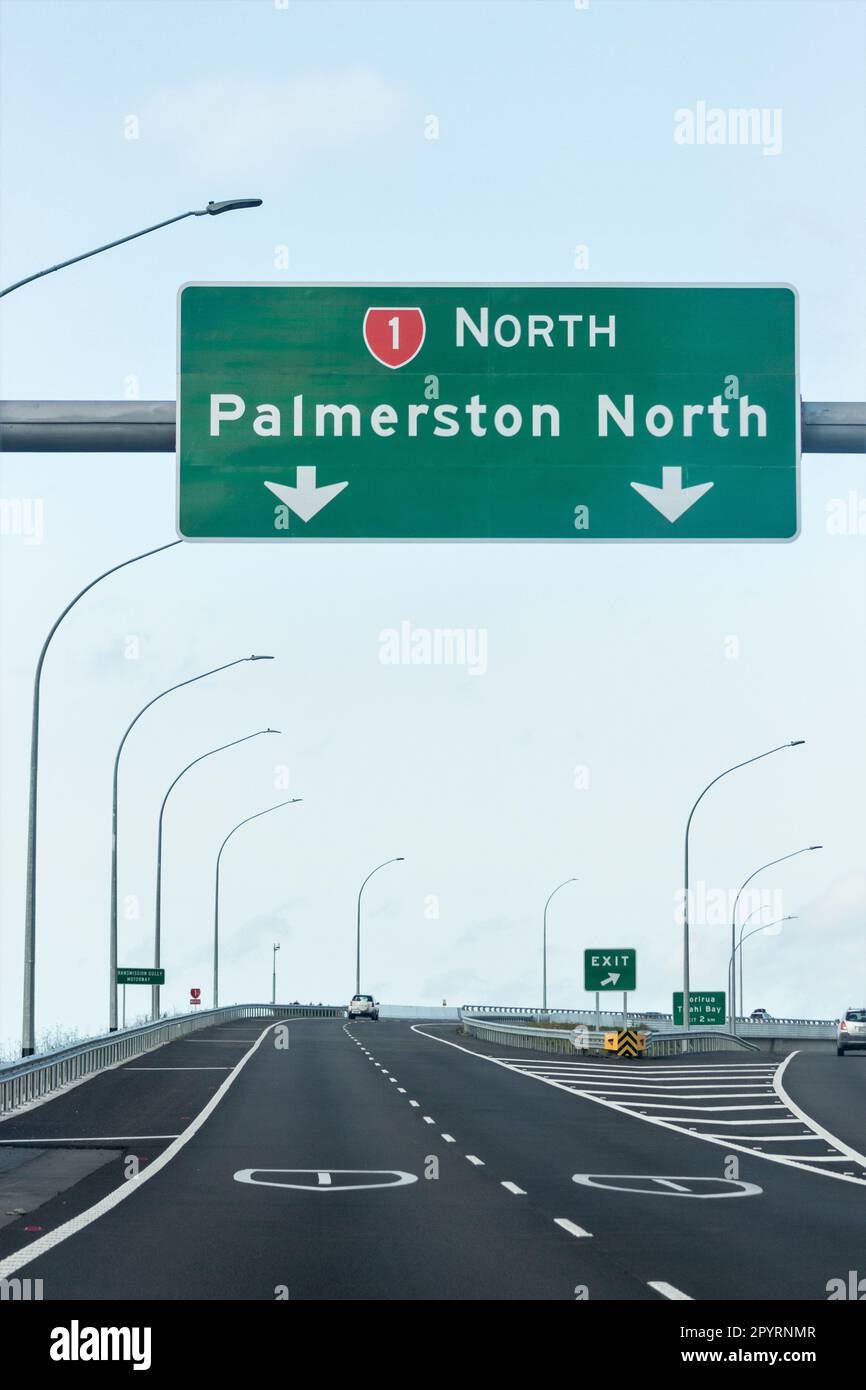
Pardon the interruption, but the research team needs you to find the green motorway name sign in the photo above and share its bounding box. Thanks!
[178,284,798,541]
[116,967,165,986]
[673,991,725,1025]
[584,949,637,992]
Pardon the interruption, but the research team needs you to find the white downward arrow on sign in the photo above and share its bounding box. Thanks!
[264,468,348,522]
[600,972,620,987]
[630,466,714,523]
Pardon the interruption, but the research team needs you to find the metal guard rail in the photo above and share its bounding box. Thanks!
[461,1004,835,1026]
[460,1014,761,1056]
[0,1004,342,1115]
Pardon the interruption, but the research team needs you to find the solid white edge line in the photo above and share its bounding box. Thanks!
[773,1051,866,1166]
[0,1019,286,1280]
[648,1280,693,1301]
[0,1136,181,1143]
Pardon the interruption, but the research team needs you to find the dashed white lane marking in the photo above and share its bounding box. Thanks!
[409,1100,420,1108]
[441,1134,456,1143]
[423,1116,435,1124]
[397,1088,406,1094]
[409,1026,866,1189]
[0,1019,290,1280]
[554,1217,593,1238]
[317,1171,332,1186]
[466,1155,484,1166]
[649,1280,693,1301]
[501,1181,526,1195]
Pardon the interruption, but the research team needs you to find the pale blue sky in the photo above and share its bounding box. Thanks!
[1,0,864,1050]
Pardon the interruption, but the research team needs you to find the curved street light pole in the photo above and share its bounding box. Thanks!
[110,655,273,1031]
[542,877,579,1013]
[733,904,771,1011]
[272,942,281,1007]
[682,740,804,1038]
[0,199,263,299]
[151,728,279,1020]
[213,799,301,1009]
[21,538,182,1055]
[729,845,821,1031]
[356,858,404,996]
[728,915,796,1020]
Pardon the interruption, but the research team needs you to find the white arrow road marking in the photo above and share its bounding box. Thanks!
[599,972,620,987]
[571,1174,762,1198]
[264,468,348,522]
[630,466,714,523]
[234,1168,418,1191]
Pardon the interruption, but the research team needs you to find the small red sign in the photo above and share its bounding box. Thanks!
[362,307,425,369]
[190,988,201,1006]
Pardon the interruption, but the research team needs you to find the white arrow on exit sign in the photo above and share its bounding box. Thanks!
[630,466,714,523]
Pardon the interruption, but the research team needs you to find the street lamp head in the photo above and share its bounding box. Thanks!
[205,198,263,216]
[809,844,823,851]
[249,654,274,661]
[265,728,281,734]
[396,856,405,861]
[790,739,806,746]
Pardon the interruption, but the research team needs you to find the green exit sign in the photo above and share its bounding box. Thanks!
[673,991,726,1026]
[584,949,637,992]
[177,283,798,541]
[116,967,165,986]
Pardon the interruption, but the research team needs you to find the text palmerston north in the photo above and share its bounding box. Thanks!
[210,390,767,443]
[208,303,770,445]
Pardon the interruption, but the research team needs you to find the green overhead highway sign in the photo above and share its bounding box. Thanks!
[116,967,165,986]
[673,991,725,1026]
[584,949,637,992]
[177,283,798,541]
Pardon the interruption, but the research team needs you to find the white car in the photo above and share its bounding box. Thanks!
[837,1006,866,1056]
[347,993,379,1021]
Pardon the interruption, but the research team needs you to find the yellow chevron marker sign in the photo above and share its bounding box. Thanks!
[603,1029,646,1058]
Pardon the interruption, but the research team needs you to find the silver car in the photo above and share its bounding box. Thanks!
[347,993,379,1021]
[836,1006,866,1056]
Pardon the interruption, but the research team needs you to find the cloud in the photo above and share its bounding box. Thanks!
[456,916,512,948]
[422,969,487,1001]
[144,70,404,177]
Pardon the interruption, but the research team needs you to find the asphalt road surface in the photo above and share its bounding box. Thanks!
[0,1017,863,1301]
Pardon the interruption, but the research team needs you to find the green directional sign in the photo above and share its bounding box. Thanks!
[177,283,798,541]
[584,949,637,992]
[673,991,725,1026]
[116,967,165,986]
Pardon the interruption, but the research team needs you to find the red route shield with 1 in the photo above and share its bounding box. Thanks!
[362,307,426,369]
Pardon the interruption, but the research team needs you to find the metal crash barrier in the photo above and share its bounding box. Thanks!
[460,1013,760,1057]
[0,1003,342,1116]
